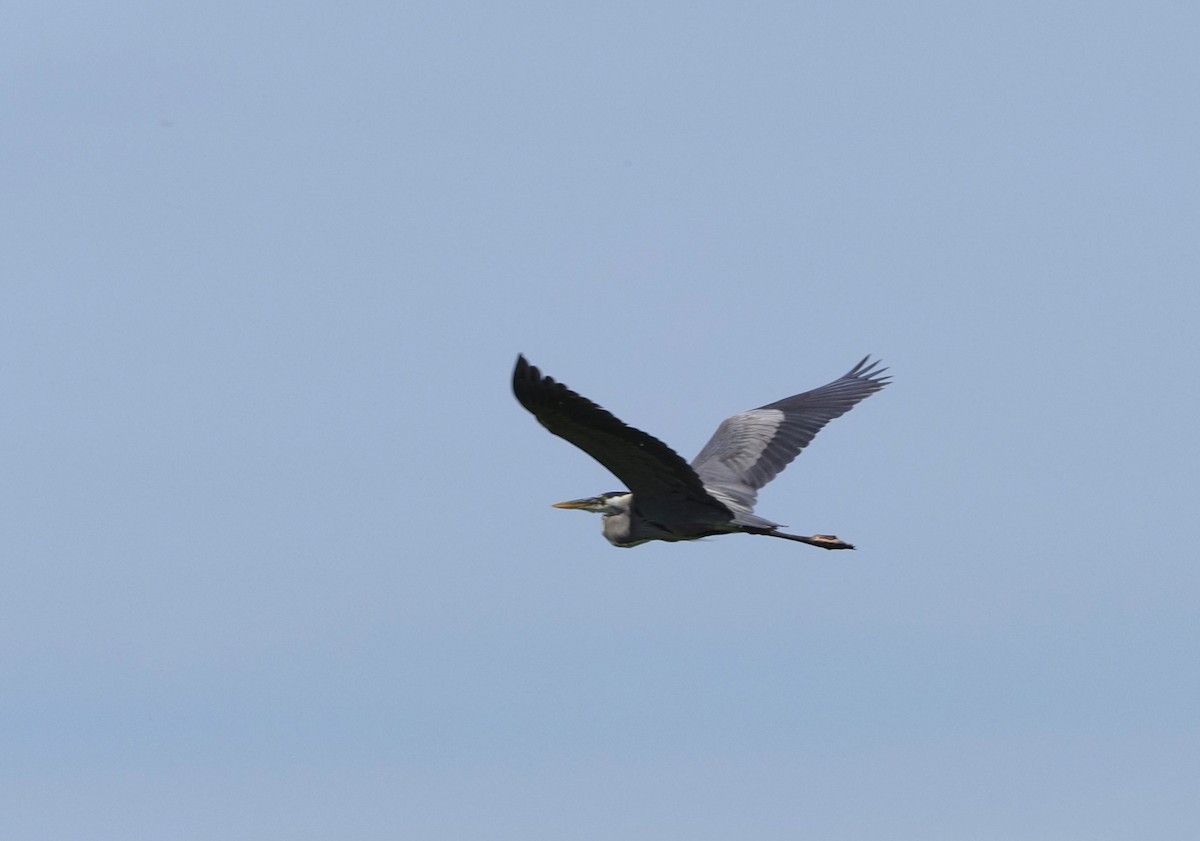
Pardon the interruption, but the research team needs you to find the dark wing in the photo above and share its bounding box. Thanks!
[691,356,890,513]
[512,355,724,506]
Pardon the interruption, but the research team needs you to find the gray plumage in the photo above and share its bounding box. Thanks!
[512,354,889,549]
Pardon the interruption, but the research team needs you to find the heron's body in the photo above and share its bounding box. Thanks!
[512,354,889,549]
[588,491,734,547]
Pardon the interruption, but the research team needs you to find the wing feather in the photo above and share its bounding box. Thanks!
[692,356,890,513]
[512,355,725,507]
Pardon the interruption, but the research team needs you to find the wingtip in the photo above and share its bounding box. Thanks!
[848,354,891,384]
[513,354,532,395]
[513,354,552,401]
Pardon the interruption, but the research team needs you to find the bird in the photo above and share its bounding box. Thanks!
[511,354,889,549]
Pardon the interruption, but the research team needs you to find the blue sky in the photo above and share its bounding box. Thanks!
[3,2,1198,838]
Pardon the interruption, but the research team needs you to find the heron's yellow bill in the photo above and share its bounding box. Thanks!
[552,498,595,509]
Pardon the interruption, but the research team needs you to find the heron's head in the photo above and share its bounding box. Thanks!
[552,491,630,515]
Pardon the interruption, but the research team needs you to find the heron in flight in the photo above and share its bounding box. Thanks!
[512,354,889,549]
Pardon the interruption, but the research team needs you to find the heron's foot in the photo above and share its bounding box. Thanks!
[810,534,855,550]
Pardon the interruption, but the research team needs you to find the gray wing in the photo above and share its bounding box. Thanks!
[513,355,728,510]
[691,356,890,514]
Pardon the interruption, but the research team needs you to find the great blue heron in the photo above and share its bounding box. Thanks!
[512,354,889,549]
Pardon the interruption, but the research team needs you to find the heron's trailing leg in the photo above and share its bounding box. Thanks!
[747,528,856,550]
